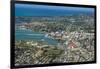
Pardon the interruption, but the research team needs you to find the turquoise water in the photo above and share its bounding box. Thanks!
[15,29,59,45]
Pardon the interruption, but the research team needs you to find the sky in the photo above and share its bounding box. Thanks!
[15,3,94,16]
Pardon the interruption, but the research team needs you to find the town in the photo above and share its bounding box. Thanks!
[15,15,95,66]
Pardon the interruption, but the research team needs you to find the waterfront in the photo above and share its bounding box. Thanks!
[15,15,95,65]
[15,29,59,45]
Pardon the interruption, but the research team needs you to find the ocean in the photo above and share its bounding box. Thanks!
[15,4,94,16]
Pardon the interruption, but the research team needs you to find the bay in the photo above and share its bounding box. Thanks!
[15,29,59,45]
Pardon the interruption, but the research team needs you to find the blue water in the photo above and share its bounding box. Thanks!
[15,4,94,16]
[15,29,59,45]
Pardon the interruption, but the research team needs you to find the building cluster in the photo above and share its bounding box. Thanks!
[15,15,95,65]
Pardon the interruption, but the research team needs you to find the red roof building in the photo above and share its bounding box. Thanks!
[68,40,77,49]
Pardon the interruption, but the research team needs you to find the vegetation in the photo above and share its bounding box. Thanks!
[15,15,95,65]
